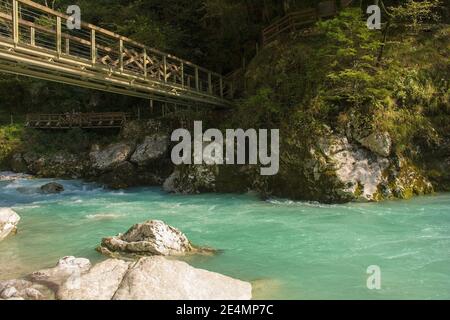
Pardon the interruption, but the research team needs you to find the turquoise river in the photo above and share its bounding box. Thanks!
[1,174,449,299]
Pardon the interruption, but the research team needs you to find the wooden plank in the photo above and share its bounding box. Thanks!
[56,16,61,55]
[91,29,96,65]
[12,0,19,44]
[30,26,35,46]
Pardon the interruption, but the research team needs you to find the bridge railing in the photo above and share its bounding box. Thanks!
[26,112,129,129]
[0,0,233,102]
[262,0,353,46]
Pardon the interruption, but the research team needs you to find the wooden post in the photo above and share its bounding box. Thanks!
[195,67,199,91]
[143,48,147,79]
[119,39,124,72]
[208,73,212,95]
[91,29,96,65]
[12,0,19,44]
[65,37,70,55]
[30,26,35,46]
[56,16,62,55]
[180,63,184,87]
[219,76,224,98]
[163,55,167,82]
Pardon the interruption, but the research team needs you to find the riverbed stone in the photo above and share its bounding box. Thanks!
[98,220,195,257]
[40,182,64,194]
[112,256,252,300]
[0,208,21,241]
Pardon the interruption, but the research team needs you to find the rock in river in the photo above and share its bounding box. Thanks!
[40,182,64,194]
[98,220,206,257]
[0,208,21,241]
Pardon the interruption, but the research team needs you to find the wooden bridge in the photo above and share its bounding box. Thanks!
[262,0,354,46]
[25,112,129,129]
[0,0,233,107]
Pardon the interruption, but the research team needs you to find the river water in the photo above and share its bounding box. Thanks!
[0,174,449,299]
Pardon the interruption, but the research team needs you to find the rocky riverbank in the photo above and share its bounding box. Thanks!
[0,219,252,300]
[2,117,447,203]
[0,256,252,300]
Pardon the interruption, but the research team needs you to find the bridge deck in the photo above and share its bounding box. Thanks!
[26,112,129,129]
[0,0,233,107]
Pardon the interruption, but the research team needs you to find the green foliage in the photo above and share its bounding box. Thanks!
[389,0,442,32]
[23,128,115,155]
[317,8,384,108]
[0,124,24,166]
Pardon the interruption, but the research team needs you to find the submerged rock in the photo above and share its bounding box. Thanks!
[0,208,21,241]
[113,256,252,300]
[40,182,64,194]
[98,220,210,257]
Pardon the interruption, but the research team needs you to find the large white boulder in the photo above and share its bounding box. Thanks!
[57,259,131,300]
[113,256,252,300]
[98,220,195,257]
[0,208,21,241]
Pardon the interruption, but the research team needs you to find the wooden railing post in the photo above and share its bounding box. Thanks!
[180,62,184,88]
[91,29,96,65]
[65,37,70,54]
[143,48,147,79]
[119,39,124,72]
[163,55,167,82]
[56,16,62,55]
[195,67,199,91]
[208,72,212,95]
[12,0,19,44]
[30,26,35,46]
[219,76,223,98]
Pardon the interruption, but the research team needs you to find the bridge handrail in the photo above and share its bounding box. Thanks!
[15,0,219,76]
[0,0,234,103]
[26,112,129,128]
[262,0,354,46]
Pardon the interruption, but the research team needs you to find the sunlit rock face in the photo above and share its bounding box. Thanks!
[1,256,252,300]
[98,220,195,257]
[0,208,20,241]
